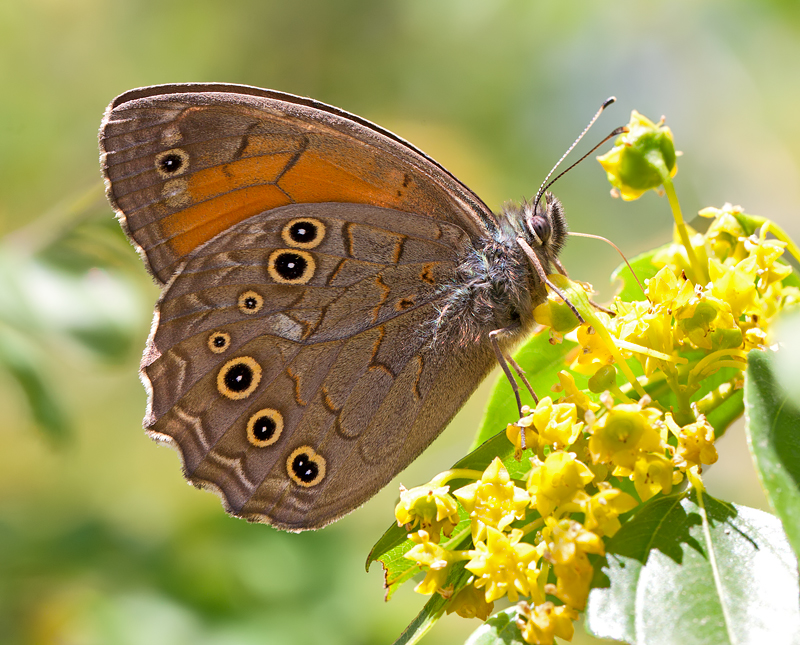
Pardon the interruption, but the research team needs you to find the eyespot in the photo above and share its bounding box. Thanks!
[217,356,262,400]
[238,290,264,315]
[267,250,315,285]
[246,408,284,447]
[155,148,189,178]
[287,446,326,487]
[207,330,231,354]
[281,218,326,249]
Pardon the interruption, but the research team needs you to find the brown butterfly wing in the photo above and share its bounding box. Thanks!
[144,203,498,529]
[99,83,496,285]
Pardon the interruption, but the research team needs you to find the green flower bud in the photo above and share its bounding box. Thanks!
[588,365,617,393]
[597,111,678,201]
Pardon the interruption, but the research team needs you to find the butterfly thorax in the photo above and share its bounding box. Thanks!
[430,192,567,349]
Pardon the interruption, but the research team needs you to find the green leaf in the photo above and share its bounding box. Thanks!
[744,349,800,559]
[368,533,423,601]
[366,521,412,574]
[0,332,69,442]
[473,333,579,450]
[586,489,800,644]
[610,247,662,303]
[368,510,471,601]
[391,563,471,645]
[455,430,532,481]
[464,607,527,645]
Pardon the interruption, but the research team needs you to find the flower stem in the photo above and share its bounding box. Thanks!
[520,518,545,536]
[582,313,648,399]
[664,178,708,284]
[695,380,742,417]
[753,217,800,265]
[688,349,747,383]
[430,469,484,487]
[614,338,689,365]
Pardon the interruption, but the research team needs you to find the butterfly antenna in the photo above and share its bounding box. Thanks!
[533,96,619,211]
[568,231,649,299]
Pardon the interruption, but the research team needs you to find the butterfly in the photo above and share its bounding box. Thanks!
[99,83,576,531]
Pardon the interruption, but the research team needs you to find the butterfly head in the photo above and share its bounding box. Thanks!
[526,191,567,256]
[499,191,567,264]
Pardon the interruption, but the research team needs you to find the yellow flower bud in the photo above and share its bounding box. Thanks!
[527,452,595,518]
[517,601,578,645]
[581,482,639,537]
[395,483,460,542]
[445,582,495,621]
[632,452,675,501]
[454,458,531,541]
[588,404,663,471]
[466,528,541,603]
[404,530,456,595]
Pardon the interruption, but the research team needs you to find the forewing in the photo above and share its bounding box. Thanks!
[100,83,496,285]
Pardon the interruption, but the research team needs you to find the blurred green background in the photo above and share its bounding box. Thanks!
[1,1,799,643]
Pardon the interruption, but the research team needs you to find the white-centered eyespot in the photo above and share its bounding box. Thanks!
[281,218,326,249]
[217,356,262,400]
[286,446,326,487]
[155,148,190,178]
[238,290,264,315]
[246,408,284,447]
[267,249,315,285]
[207,330,231,354]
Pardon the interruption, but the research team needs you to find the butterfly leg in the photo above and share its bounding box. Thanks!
[488,328,539,415]
[506,355,538,407]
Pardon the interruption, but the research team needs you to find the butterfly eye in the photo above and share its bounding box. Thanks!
[287,446,326,487]
[207,331,231,353]
[154,148,189,178]
[527,215,552,245]
[217,356,262,400]
[268,250,316,284]
[247,408,284,447]
[282,218,326,249]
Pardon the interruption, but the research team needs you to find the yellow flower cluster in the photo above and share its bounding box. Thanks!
[395,452,606,644]
[396,211,794,645]
[395,415,642,644]
[570,203,799,424]
[387,111,800,645]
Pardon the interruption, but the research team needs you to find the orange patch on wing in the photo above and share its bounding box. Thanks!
[372,276,391,323]
[187,153,293,202]
[279,151,404,208]
[395,296,415,311]
[420,263,436,285]
[161,184,291,256]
